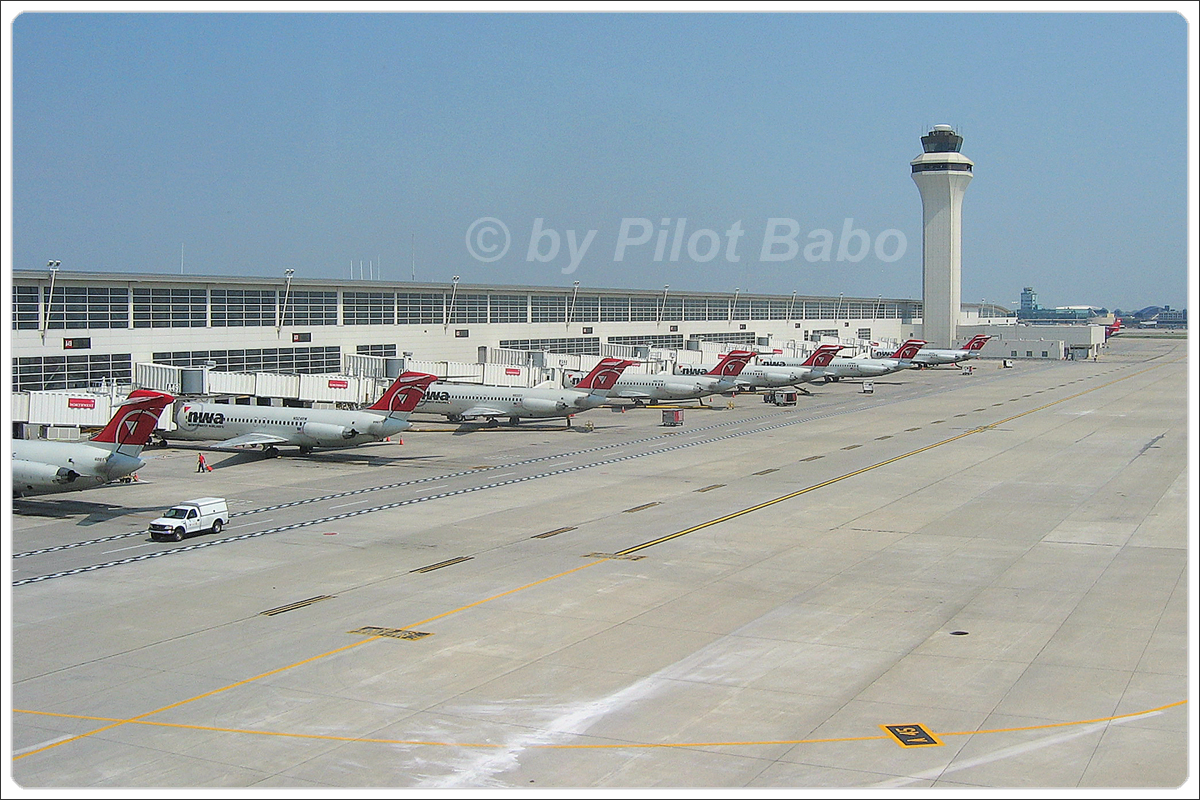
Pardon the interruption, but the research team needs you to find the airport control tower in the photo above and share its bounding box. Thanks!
[911,125,973,348]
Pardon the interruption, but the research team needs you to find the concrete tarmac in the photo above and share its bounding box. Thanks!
[7,336,1193,791]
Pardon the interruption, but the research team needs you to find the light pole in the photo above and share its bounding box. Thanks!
[788,290,797,323]
[730,288,740,323]
[41,260,61,341]
[277,268,295,333]
[444,276,460,327]
[568,280,580,326]
[658,284,669,324]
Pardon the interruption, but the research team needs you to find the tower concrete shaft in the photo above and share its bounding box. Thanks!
[911,125,973,349]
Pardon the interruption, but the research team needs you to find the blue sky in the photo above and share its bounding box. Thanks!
[8,8,1192,311]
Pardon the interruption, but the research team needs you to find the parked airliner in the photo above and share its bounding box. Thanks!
[910,334,992,367]
[811,339,926,382]
[12,389,174,497]
[682,345,843,390]
[417,357,638,424]
[606,350,756,404]
[165,371,437,455]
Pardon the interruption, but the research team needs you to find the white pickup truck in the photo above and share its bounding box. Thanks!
[149,497,229,542]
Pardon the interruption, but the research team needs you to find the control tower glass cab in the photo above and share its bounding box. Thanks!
[911,125,974,349]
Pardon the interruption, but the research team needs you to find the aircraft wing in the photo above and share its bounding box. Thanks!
[607,389,654,400]
[211,432,293,449]
[459,406,508,419]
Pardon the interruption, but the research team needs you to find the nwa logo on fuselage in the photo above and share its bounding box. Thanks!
[677,365,710,376]
[185,409,226,426]
[418,391,454,405]
[760,360,790,367]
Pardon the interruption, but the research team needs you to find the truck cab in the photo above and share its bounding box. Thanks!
[149,497,229,542]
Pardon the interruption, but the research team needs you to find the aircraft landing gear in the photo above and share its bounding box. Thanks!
[263,446,280,458]
[298,446,313,455]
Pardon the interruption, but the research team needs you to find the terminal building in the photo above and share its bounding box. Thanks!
[10,269,935,434]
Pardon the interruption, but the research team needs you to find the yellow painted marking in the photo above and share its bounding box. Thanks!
[14,700,1186,752]
[882,723,942,747]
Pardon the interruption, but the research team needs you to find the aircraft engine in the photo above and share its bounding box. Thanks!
[11,459,88,495]
[12,460,81,486]
[662,381,704,398]
[302,422,356,442]
[761,370,796,387]
[518,397,569,415]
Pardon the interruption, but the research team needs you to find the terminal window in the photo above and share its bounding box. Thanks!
[11,286,39,329]
[397,292,444,324]
[447,293,488,325]
[343,291,396,325]
[489,294,529,324]
[211,289,278,327]
[531,295,568,323]
[498,337,600,355]
[569,295,600,323]
[41,286,130,329]
[14,353,132,392]
[133,288,206,328]
[281,291,337,326]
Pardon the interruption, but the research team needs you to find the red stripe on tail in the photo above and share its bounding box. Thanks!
[707,350,756,377]
[890,339,927,360]
[368,372,438,413]
[90,390,174,447]
[802,345,843,367]
[964,335,992,351]
[576,358,638,391]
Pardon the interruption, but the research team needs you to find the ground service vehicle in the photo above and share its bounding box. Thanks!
[149,497,230,542]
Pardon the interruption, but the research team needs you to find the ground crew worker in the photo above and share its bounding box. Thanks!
[197,453,208,473]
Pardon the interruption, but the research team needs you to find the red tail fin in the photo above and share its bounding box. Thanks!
[576,358,638,391]
[890,339,927,360]
[706,350,756,377]
[802,345,843,367]
[368,372,438,414]
[90,390,174,453]
[964,335,991,351]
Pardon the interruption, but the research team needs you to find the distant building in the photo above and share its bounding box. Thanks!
[1020,286,1038,315]
[1016,286,1106,322]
